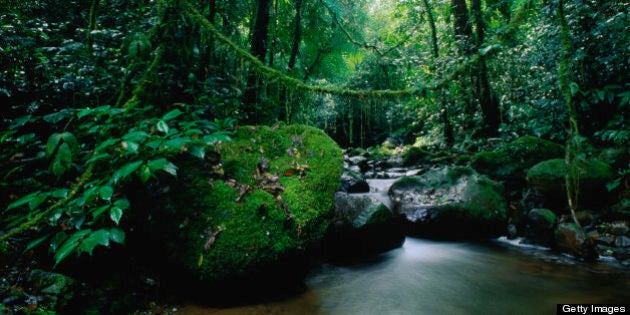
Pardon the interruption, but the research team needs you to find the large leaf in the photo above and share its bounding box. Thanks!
[157,120,169,134]
[99,185,114,201]
[112,160,143,184]
[46,133,63,157]
[161,109,184,121]
[6,190,42,211]
[50,142,72,177]
[109,228,125,244]
[110,206,123,225]
[78,229,111,255]
[148,158,179,175]
[54,229,91,267]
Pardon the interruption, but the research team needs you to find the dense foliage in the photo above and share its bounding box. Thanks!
[0,0,628,312]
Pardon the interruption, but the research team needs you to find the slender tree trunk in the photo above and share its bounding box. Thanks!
[451,0,473,55]
[424,0,453,144]
[244,0,272,123]
[472,0,500,136]
[288,0,303,72]
[557,0,582,228]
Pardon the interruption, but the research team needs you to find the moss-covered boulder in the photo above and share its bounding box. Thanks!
[525,208,557,246]
[164,125,342,286]
[470,136,564,181]
[526,158,614,210]
[325,192,404,261]
[388,166,507,239]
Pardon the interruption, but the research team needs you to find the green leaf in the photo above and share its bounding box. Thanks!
[157,120,169,134]
[122,131,149,143]
[78,229,110,255]
[112,160,143,184]
[51,189,69,199]
[60,132,79,153]
[140,164,152,183]
[7,191,42,210]
[203,131,231,145]
[29,193,49,210]
[113,198,130,210]
[163,137,189,151]
[24,234,50,252]
[163,161,178,176]
[109,228,125,244]
[46,133,63,157]
[161,109,184,121]
[110,207,123,225]
[122,141,140,154]
[569,82,580,96]
[87,153,111,164]
[99,186,114,201]
[189,145,205,159]
[95,138,119,153]
[91,205,110,219]
[147,158,168,171]
[54,229,91,267]
[51,143,72,177]
[606,179,621,192]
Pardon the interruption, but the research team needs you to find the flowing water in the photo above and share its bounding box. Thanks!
[179,174,629,315]
[179,238,629,315]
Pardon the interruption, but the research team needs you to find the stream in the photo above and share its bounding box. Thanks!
[179,175,629,315]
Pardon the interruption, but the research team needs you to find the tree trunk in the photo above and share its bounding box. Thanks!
[244,0,272,123]
[557,0,582,228]
[451,0,473,55]
[472,0,500,136]
[288,0,303,72]
[424,0,453,144]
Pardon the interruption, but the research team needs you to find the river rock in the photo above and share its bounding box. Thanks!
[340,169,370,193]
[526,158,614,211]
[554,223,598,260]
[525,208,557,246]
[150,125,342,292]
[325,192,404,261]
[470,136,564,182]
[388,166,507,239]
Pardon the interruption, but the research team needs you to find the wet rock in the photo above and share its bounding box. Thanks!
[615,236,630,248]
[554,223,598,260]
[470,136,563,182]
[156,125,342,288]
[326,193,404,261]
[340,170,370,193]
[525,208,557,246]
[526,158,614,210]
[388,166,507,239]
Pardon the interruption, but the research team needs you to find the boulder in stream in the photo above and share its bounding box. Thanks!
[325,192,404,261]
[145,125,342,294]
[388,166,507,239]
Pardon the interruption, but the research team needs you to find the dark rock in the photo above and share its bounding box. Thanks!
[388,166,507,239]
[526,158,614,210]
[507,224,518,239]
[525,208,557,246]
[340,170,370,193]
[554,223,598,260]
[326,192,404,261]
[470,136,564,182]
[615,236,630,248]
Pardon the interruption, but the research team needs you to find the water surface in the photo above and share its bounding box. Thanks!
[179,238,629,315]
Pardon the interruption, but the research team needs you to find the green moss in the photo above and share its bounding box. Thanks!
[526,158,614,193]
[470,136,564,180]
[529,208,557,224]
[169,125,342,281]
[365,204,393,226]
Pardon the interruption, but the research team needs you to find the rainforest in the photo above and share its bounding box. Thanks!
[1,0,628,313]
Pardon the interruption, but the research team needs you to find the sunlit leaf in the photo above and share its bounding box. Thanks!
[78,229,110,255]
[110,206,123,225]
[140,164,151,183]
[112,160,142,184]
[161,109,184,121]
[157,120,169,134]
[99,186,114,201]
